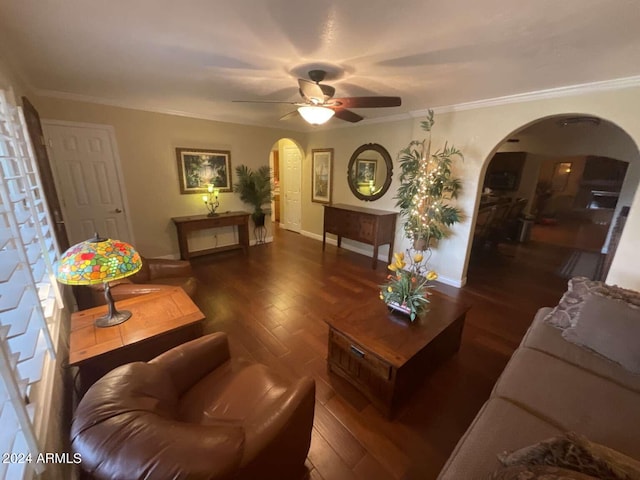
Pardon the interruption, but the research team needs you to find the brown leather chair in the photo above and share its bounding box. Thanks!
[71,332,315,480]
[88,257,197,306]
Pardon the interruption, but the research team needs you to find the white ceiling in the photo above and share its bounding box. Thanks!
[1,0,640,130]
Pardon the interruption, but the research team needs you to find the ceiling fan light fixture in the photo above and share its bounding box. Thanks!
[298,106,335,125]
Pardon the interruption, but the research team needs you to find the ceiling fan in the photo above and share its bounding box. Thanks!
[233,69,401,125]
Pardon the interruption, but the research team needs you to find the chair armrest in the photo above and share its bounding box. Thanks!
[150,333,231,396]
[108,282,177,302]
[72,413,245,480]
[241,376,315,467]
[145,258,193,280]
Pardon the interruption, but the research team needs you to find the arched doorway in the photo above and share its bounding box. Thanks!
[269,138,304,234]
[466,114,639,286]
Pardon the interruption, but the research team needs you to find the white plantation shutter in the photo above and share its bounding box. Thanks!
[0,89,61,479]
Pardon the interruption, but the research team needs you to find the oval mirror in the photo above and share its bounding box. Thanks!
[347,143,393,201]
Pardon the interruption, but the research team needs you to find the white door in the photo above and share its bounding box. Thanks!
[283,145,302,232]
[42,122,133,245]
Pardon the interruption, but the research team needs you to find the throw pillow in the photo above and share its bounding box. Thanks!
[488,465,599,480]
[562,293,640,374]
[498,432,640,480]
[544,277,640,329]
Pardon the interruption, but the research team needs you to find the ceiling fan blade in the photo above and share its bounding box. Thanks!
[232,100,297,104]
[333,109,363,123]
[280,110,300,121]
[298,79,325,104]
[332,96,402,108]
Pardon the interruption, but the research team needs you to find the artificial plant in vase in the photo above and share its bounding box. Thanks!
[233,164,272,226]
[395,110,464,251]
[379,251,438,321]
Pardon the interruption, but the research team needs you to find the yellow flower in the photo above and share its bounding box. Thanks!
[395,260,406,270]
[426,270,438,281]
[394,252,405,263]
[387,286,393,292]
[388,263,398,272]
[413,253,423,263]
[379,293,384,300]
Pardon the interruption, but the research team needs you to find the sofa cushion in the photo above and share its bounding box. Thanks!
[498,432,640,480]
[488,465,599,480]
[493,348,640,459]
[562,294,640,374]
[544,277,640,329]
[522,308,640,393]
[436,397,562,480]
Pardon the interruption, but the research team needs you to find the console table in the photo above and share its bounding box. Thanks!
[172,211,250,260]
[323,203,397,269]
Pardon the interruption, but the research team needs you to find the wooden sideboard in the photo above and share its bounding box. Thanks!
[171,212,250,260]
[323,203,397,269]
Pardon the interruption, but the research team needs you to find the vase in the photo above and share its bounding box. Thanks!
[413,238,428,251]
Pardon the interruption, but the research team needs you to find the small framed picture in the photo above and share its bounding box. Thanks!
[176,147,232,194]
[356,159,377,185]
[311,148,333,204]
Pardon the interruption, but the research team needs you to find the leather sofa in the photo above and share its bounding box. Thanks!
[71,332,316,480]
[88,257,198,306]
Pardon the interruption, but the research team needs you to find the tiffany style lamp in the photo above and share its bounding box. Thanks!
[56,234,142,328]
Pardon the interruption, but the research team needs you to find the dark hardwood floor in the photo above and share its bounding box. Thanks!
[190,227,571,480]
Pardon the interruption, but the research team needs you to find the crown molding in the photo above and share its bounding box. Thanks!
[32,87,310,132]
[34,74,640,131]
[411,75,640,117]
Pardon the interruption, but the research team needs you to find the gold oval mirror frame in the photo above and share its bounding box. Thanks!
[347,143,393,201]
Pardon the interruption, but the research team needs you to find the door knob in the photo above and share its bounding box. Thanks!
[114,208,122,213]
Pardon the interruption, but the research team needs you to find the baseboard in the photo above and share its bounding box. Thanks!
[302,230,466,288]
[160,237,273,260]
[300,230,390,262]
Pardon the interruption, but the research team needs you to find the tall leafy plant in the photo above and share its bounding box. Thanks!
[233,164,272,223]
[395,110,464,250]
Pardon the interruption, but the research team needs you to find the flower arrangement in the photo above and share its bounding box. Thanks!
[379,250,438,321]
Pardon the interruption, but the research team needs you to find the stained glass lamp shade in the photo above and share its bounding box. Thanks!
[56,234,142,328]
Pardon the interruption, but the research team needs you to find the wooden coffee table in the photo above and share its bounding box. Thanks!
[69,286,205,392]
[326,291,470,416]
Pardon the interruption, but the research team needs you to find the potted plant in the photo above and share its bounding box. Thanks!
[395,110,464,251]
[233,164,272,226]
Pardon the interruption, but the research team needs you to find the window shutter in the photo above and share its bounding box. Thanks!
[0,89,60,478]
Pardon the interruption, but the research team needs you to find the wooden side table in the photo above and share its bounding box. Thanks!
[69,287,205,392]
[171,211,250,260]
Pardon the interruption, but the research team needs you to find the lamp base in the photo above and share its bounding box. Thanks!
[207,211,219,217]
[95,309,132,328]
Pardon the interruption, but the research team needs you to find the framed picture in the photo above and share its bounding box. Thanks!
[356,158,377,185]
[311,148,333,204]
[176,147,232,194]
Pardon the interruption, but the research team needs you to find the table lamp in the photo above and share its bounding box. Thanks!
[56,234,142,328]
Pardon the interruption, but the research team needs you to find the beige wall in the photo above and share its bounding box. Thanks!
[410,87,640,288]
[33,96,305,257]
[303,118,414,264]
[29,85,640,290]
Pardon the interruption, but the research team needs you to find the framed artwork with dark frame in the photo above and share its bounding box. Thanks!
[356,158,377,185]
[311,148,333,204]
[176,147,232,194]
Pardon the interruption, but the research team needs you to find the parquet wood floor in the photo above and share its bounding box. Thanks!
[190,228,570,480]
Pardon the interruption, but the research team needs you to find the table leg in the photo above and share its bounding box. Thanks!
[176,227,189,260]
